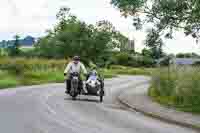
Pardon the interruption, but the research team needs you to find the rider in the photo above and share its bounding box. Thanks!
[64,56,87,94]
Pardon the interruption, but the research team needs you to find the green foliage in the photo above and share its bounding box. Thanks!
[101,66,152,76]
[0,57,117,89]
[21,71,64,85]
[0,58,67,88]
[150,67,200,114]
[7,35,21,56]
[109,65,128,70]
[114,52,131,65]
[142,47,165,60]
[0,57,67,74]
[111,0,200,47]
[35,7,128,66]
[109,52,154,67]
[19,48,37,58]
[193,61,200,66]
[0,78,19,89]
[0,71,19,89]
[176,52,200,58]
[0,57,153,89]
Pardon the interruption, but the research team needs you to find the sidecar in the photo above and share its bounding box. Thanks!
[82,77,104,102]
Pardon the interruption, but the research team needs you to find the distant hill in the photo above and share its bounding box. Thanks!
[0,36,36,48]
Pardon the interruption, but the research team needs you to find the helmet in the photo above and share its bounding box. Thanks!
[91,70,97,75]
[73,56,80,61]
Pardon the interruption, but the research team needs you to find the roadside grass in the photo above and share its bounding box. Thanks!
[0,71,19,89]
[20,47,34,51]
[0,58,151,89]
[21,70,65,85]
[149,66,200,114]
[101,65,153,76]
[0,69,117,89]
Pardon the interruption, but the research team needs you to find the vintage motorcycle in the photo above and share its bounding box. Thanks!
[65,72,104,102]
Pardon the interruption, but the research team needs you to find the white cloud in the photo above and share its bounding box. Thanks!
[0,0,135,39]
[0,0,198,54]
[0,0,55,34]
[164,32,200,54]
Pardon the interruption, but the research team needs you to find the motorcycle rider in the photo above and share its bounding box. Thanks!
[64,56,87,94]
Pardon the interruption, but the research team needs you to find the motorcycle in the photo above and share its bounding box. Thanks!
[68,72,80,100]
[65,72,105,102]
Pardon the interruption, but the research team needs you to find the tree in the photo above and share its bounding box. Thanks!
[1,40,6,48]
[35,7,128,66]
[96,20,129,50]
[176,52,200,58]
[111,0,200,45]
[7,35,21,56]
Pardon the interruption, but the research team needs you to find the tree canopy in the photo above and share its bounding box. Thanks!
[35,7,128,64]
[7,35,21,56]
[111,0,200,45]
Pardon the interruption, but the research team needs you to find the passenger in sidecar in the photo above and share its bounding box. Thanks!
[85,69,104,95]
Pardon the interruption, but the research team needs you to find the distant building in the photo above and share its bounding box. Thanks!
[171,58,200,65]
[0,36,36,48]
[120,39,135,52]
[21,36,35,46]
[128,40,135,51]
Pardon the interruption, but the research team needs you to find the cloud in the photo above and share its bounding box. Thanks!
[0,0,57,38]
[0,0,135,38]
[0,0,198,53]
[7,0,19,16]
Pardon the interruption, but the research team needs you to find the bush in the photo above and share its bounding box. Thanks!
[0,57,67,87]
[115,52,130,65]
[113,68,151,75]
[21,71,64,85]
[0,78,19,89]
[109,52,155,67]
[0,71,19,89]
[141,56,155,67]
[193,61,200,66]
[109,65,129,69]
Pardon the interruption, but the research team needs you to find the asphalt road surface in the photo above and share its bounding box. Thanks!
[0,76,197,133]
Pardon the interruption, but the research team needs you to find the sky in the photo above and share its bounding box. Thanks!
[0,0,200,54]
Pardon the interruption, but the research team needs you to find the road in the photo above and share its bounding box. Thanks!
[0,76,197,133]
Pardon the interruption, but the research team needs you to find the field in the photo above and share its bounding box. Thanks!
[0,58,150,89]
[149,66,200,114]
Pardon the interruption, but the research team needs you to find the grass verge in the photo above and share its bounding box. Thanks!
[0,58,151,89]
[149,66,200,114]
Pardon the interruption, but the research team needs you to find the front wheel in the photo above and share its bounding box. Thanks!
[70,90,78,100]
[99,88,104,102]
[72,95,77,100]
[100,95,103,102]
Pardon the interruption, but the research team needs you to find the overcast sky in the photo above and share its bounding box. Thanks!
[0,0,200,54]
